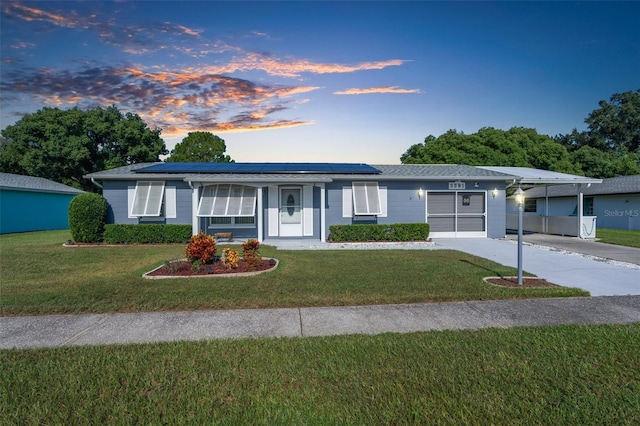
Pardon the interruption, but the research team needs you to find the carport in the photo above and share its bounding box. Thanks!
[479,167,602,238]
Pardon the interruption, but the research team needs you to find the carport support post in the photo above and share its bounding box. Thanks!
[514,187,525,285]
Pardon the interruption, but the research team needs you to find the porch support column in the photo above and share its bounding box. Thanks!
[257,186,264,242]
[544,185,549,234]
[319,183,326,242]
[191,182,200,236]
[578,184,584,239]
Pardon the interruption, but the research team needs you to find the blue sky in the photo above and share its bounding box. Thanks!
[1,1,639,164]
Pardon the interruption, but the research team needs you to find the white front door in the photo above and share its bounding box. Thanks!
[279,188,303,236]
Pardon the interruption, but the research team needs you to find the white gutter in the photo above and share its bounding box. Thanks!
[91,178,103,189]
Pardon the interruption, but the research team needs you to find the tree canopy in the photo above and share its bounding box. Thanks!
[401,127,581,175]
[166,132,233,163]
[555,89,640,177]
[402,89,640,178]
[0,106,167,191]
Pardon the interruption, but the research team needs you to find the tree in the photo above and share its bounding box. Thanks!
[403,90,640,178]
[585,89,640,154]
[0,106,167,191]
[554,89,640,177]
[166,132,233,163]
[400,127,580,175]
[570,146,640,178]
[85,106,167,169]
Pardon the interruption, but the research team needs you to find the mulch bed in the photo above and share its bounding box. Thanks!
[148,258,276,277]
[484,277,559,288]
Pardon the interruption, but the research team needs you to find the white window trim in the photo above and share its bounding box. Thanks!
[129,181,165,217]
[352,182,382,215]
[197,184,257,217]
[165,186,177,219]
[128,183,176,219]
[303,185,314,236]
[343,184,386,217]
[268,186,279,236]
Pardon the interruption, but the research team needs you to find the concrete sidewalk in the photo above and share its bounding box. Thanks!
[2,296,640,350]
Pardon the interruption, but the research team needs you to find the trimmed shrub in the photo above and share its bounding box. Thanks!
[186,232,217,264]
[328,223,430,242]
[68,193,108,243]
[103,224,192,244]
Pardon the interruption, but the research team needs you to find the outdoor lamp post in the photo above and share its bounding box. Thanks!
[514,187,525,285]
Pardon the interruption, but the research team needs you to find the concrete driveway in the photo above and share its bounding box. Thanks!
[505,233,640,266]
[434,237,639,296]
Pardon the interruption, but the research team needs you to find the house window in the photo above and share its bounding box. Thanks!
[524,199,537,213]
[198,184,257,218]
[584,197,594,215]
[131,181,165,217]
[208,216,255,228]
[352,182,382,215]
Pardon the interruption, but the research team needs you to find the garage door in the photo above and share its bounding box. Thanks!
[426,191,486,238]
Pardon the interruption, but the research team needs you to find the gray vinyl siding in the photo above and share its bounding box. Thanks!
[325,179,506,239]
[170,181,192,224]
[102,180,192,225]
[103,180,134,224]
[325,180,428,232]
[594,194,640,230]
[486,184,506,238]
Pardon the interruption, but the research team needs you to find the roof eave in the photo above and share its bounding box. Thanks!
[517,178,603,185]
[186,176,334,184]
[0,186,83,195]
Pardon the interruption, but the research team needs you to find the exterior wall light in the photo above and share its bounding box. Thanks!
[417,188,424,199]
[492,188,498,199]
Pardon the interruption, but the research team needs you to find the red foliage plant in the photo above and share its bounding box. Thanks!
[185,232,217,264]
[242,239,262,271]
[241,239,261,257]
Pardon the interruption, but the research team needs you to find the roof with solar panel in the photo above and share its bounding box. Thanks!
[84,162,524,182]
[134,162,381,174]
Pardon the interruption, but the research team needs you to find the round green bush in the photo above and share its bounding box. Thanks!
[68,193,108,243]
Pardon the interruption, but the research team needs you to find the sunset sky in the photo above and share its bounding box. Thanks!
[1,1,639,163]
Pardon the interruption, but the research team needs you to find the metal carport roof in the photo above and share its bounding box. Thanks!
[477,166,602,185]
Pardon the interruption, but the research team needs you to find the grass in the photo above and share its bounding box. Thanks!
[1,324,639,424]
[0,230,587,316]
[597,228,640,248]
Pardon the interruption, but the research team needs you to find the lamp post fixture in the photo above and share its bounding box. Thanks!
[514,187,525,285]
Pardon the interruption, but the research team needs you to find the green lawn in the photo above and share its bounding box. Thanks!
[2,324,639,424]
[597,228,640,248]
[0,230,587,316]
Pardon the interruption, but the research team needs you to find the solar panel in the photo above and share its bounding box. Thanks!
[135,162,381,174]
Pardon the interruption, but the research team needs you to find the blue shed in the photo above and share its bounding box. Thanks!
[0,173,84,234]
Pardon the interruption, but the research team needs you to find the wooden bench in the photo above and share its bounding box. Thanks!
[214,232,233,242]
